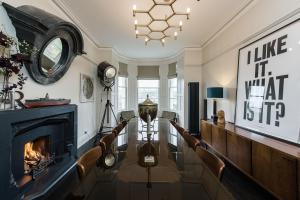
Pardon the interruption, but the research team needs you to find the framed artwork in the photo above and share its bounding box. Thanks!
[235,19,300,145]
[80,73,95,102]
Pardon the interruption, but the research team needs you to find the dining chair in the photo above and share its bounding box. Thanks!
[112,120,127,137]
[161,111,178,122]
[182,131,201,150]
[99,133,116,152]
[195,146,225,181]
[77,146,102,180]
[120,110,136,122]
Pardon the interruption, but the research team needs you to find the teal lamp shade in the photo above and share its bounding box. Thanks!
[207,87,224,99]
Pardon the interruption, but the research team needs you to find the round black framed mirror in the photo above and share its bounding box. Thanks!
[3,4,85,85]
[40,37,64,76]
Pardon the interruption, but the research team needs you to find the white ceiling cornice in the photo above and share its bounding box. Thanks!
[52,0,107,49]
[200,0,257,49]
[52,0,255,61]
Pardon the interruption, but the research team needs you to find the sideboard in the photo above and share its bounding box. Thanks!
[200,120,300,200]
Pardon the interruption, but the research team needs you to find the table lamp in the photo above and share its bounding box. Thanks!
[207,87,224,122]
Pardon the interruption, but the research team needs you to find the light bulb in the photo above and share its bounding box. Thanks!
[174,32,178,40]
[145,37,149,42]
[133,4,137,10]
[187,8,191,13]
[134,19,138,25]
[162,39,165,43]
[179,21,183,26]
[135,30,139,35]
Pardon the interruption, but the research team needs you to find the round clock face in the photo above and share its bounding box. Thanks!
[83,76,94,99]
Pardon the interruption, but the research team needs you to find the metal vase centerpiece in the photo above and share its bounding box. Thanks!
[138,95,158,134]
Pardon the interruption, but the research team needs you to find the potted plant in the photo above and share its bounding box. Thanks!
[0,30,36,110]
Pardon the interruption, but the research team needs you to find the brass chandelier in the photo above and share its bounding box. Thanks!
[132,0,195,46]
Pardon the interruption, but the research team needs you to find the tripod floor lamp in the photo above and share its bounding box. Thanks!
[95,61,118,144]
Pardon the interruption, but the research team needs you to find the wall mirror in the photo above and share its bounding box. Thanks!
[40,38,64,75]
[3,3,85,85]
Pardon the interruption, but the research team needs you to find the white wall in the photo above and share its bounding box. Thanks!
[0,1,113,148]
[201,0,300,123]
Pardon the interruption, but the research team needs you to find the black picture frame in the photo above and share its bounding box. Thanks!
[234,18,300,147]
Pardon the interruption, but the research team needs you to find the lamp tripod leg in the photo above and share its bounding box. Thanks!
[108,101,118,124]
[94,106,107,145]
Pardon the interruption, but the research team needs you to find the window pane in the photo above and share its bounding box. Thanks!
[170,88,177,99]
[138,80,159,88]
[118,97,126,110]
[168,78,177,111]
[118,87,126,98]
[118,77,126,87]
[118,77,127,111]
[170,78,177,87]
[169,99,177,111]
[138,80,159,104]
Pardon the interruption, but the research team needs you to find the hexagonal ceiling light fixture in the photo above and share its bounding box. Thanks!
[132,0,198,46]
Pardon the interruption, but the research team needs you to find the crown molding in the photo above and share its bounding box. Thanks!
[112,47,202,64]
[52,0,109,49]
[51,0,254,62]
[200,0,257,49]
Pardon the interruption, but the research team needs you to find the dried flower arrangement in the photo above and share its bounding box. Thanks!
[0,30,37,109]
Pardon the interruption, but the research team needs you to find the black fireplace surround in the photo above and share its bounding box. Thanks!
[0,105,77,199]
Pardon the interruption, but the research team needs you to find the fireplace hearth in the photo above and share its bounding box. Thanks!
[0,105,77,200]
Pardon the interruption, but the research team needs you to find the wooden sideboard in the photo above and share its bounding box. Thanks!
[200,120,300,200]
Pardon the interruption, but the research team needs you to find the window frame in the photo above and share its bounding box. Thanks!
[117,76,128,112]
[168,77,178,112]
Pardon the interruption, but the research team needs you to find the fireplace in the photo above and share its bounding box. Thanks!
[24,136,53,179]
[0,105,77,199]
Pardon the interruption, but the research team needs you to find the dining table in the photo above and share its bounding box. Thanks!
[88,118,234,200]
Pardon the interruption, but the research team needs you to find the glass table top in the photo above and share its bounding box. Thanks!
[86,118,233,200]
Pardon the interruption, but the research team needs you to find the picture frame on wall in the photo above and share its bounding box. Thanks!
[235,19,300,145]
[80,73,95,103]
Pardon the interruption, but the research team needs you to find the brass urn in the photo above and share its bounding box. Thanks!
[138,95,158,123]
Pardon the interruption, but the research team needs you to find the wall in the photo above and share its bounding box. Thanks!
[201,0,300,123]
[0,0,113,148]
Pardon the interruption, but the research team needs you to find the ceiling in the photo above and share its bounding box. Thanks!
[59,0,253,59]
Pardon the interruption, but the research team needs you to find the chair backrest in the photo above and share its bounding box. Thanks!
[120,110,135,122]
[196,146,225,181]
[171,121,185,135]
[77,146,102,180]
[112,120,128,137]
[100,133,116,152]
[182,131,201,150]
[161,111,177,121]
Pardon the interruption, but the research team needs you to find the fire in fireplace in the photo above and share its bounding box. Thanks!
[24,136,55,179]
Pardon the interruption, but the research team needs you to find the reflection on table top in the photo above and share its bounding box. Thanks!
[96,118,234,200]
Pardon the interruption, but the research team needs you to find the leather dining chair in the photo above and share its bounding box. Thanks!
[171,121,185,135]
[99,133,116,152]
[182,131,201,151]
[161,111,177,122]
[77,146,102,180]
[112,121,127,137]
[72,146,102,199]
[195,146,225,181]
